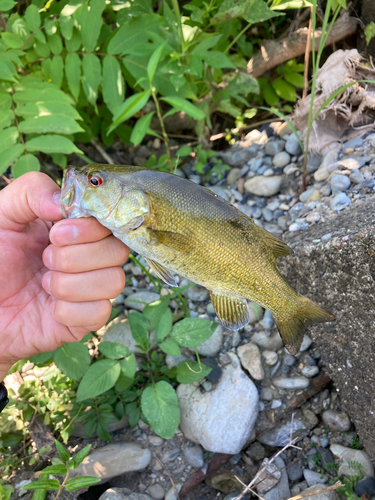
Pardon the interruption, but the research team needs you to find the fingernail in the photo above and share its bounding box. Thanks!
[53,191,61,206]
[44,246,53,269]
[50,224,79,245]
[43,272,51,294]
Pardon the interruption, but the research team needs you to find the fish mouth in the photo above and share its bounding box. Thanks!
[60,167,90,219]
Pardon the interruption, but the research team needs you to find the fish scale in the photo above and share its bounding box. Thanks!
[61,164,335,354]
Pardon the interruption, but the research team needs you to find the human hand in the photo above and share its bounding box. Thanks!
[0,172,128,380]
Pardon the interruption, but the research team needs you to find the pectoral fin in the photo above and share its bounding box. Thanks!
[146,229,192,253]
[209,291,249,331]
[144,258,178,287]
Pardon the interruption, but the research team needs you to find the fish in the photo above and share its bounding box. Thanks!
[60,164,335,355]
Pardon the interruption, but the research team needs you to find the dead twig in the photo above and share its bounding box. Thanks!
[302,7,313,101]
[1,175,11,184]
[90,139,115,165]
[288,481,344,500]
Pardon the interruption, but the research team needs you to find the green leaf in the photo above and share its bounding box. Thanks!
[271,0,313,9]
[109,90,151,133]
[76,359,121,401]
[170,318,216,347]
[365,22,375,45]
[31,489,46,500]
[127,311,149,345]
[96,420,111,441]
[22,481,60,491]
[65,52,81,101]
[12,154,40,178]
[212,0,282,25]
[130,112,154,147]
[59,16,74,40]
[13,87,73,105]
[55,440,70,462]
[107,15,158,55]
[177,145,193,157]
[115,374,133,392]
[53,342,91,381]
[120,354,136,379]
[0,144,23,175]
[79,0,106,52]
[98,341,129,359]
[0,0,16,12]
[25,5,40,32]
[0,109,13,130]
[284,71,304,88]
[0,60,16,81]
[65,27,81,52]
[262,84,280,106]
[0,127,19,153]
[19,115,83,135]
[272,79,297,102]
[161,96,204,120]
[191,34,222,55]
[155,308,172,343]
[82,54,101,106]
[176,361,211,384]
[147,41,166,84]
[48,33,63,56]
[65,477,101,492]
[102,56,125,115]
[0,92,11,110]
[70,444,91,469]
[143,298,169,331]
[25,135,81,155]
[202,51,236,69]
[16,101,82,121]
[141,381,179,439]
[41,465,67,475]
[2,32,23,49]
[159,337,181,356]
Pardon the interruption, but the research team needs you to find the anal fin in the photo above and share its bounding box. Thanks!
[144,258,178,287]
[209,291,249,331]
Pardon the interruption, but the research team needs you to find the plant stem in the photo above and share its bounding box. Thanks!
[54,470,69,500]
[302,8,313,101]
[225,22,251,55]
[151,89,172,171]
[170,0,184,51]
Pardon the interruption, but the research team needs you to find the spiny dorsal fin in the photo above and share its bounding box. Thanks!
[209,291,249,331]
[144,258,178,287]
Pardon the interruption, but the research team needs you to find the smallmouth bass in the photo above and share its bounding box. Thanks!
[61,164,335,354]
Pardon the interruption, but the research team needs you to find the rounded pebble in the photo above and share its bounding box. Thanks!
[330,174,351,195]
[322,410,351,431]
[262,310,274,329]
[285,134,302,156]
[148,484,164,500]
[330,192,351,211]
[188,285,209,302]
[273,151,291,168]
[183,445,204,468]
[301,365,319,377]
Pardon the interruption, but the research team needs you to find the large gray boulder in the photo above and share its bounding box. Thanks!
[278,194,375,458]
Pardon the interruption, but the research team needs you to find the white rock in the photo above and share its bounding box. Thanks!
[244,175,283,197]
[330,444,374,478]
[251,331,284,351]
[237,342,265,380]
[177,352,258,454]
[303,469,328,486]
[70,443,151,480]
[248,302,264,323]
[314,146,340,182]
[262,350,278,365]
[256,458,282,493]
[299,484,339,500]
[272,377,310,389]
[164,484,182,500]
[263,456,291,500]
[98,488,132,500]
[124,291,160,311]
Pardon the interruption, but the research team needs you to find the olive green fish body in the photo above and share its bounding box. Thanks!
[61,165,335,354]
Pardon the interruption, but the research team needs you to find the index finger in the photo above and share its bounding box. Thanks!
[50,217,113,246]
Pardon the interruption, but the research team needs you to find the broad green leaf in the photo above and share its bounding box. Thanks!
[272,79,297,102]
[31,489,46,500]
[21,481,60,491]
[35,39,50,58]
[120,354,136,379]
[191,34,222,55]
[171,318,216,347]
[155,308,172,343]
[13,87,73,105]
[0,146,23,177]
[177,145,193,157]
[59,16,74,40]
[76,359,121,401]
[126,401,141,427]
[0,0,16,12]
[48,33,63,55]
[65,27,81,52]
[19,115,83,135]
[109,90,151,133]
[212,0,282,24]
[115,374,133,392]
[29,351,54,363]
[0,92,11,110]
[107,16,158,55]
[96,421,111,441]
[26,135,81,155]
[147,41,166,84]
[0,127,19,153]
[65,52,81,101]
[141,381,180,439]
[98,341,129,359]
[0,60,16,81]
[102,56,124,114]
[70,444,91,469]
[143,298,169,331]
[159,337,181,356]
[271,0,312,8]
[284,71,304,88]
[263,84,280,106]
[127,311,149,345]
[25,5,40,32]
[82,54,101,105]
[41,465,67,475]
[365,22,375,46]
[2,32,23,49]
[130,112,154,146]
[15,101,82,120]
[12,154,40,178]
[54,342,91,381]
[176,361,211,384]
[161,97,204,120]
[55,440,70,462]
[0,109,13,130]
[201,50,236,69]
[78,0,106,52]
[65,477,101,492]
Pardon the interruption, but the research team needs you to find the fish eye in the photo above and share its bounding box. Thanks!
[88,175,103,187]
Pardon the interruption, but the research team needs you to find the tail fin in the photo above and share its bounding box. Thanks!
[275,298,335,355]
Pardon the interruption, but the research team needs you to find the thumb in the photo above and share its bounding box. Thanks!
[0,172,63,231]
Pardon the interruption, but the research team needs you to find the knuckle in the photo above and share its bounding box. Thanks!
[50,272,70,300]
[109,267,125,295]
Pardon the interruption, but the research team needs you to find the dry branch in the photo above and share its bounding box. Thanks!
[247,12,358,78]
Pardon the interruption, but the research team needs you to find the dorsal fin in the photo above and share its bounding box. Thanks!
[209,291,249,331]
